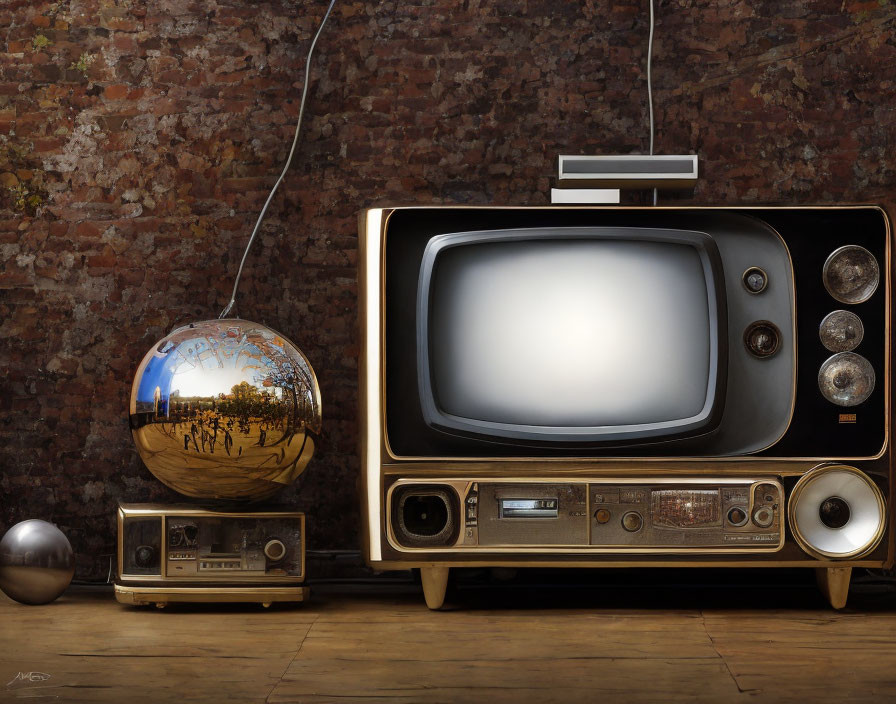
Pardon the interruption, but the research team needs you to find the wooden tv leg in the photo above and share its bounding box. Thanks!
[420,566,450,610]
[816,567,851,609]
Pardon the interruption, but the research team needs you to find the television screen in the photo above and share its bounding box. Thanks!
[417,228,726,444]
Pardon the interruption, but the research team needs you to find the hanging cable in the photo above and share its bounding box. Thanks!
[647,0,658,206]
[219,0,338,319]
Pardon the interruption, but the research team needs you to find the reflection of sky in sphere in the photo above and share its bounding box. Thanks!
[174,363,259,398]
[136,334,280,404]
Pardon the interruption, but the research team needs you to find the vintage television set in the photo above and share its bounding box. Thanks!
[358,206,892,609]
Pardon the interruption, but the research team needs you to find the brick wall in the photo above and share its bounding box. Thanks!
[1,0,895,579]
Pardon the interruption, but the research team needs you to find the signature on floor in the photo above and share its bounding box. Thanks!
[6,671,52,688]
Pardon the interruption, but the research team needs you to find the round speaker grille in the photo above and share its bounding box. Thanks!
[392,486,459,548]
[818,352,875,406]
[789,466,885,559]
[822,245,879,304]
[819,310,864,353]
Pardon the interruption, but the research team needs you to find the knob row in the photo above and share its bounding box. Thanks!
[817,245,879,406]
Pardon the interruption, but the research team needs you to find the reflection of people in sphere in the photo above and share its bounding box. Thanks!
[259,428,267,447]
[184,434,190,450]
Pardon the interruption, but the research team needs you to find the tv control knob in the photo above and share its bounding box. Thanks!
[594,509,611,525]
[264,539,287,561]
[819,310,864,353]
[744,321,781,359]
[823,245,879,304]
[818,352,875,406]
[134,545,155,568]
[621,511,643,532]
[742,267,768,294]
[752,506,774,529]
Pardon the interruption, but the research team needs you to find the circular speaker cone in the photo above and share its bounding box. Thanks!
[819,310,864,352]
[818,352,875,406]
[789,466,885,559]
[744,320,781,358]
[823,245,879,304]
[819,497,851,529]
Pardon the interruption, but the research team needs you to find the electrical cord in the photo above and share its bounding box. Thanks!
[647,0,655,158]
[219,0,338,319]
[647,0,658,206]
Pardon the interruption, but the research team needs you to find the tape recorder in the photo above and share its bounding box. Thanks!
[115,504,307,608]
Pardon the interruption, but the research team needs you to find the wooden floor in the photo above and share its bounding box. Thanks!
[1,577,895,703]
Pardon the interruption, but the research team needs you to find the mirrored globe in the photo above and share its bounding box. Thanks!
[130,319,321,501]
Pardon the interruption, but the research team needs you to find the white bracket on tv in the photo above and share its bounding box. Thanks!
[550,188,621,204]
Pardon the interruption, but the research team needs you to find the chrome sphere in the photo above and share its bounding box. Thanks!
[0,520,75,605]
[130,319,321,502]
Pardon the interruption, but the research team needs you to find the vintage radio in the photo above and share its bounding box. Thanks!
[115,504,308,608]
[359,205,893,609]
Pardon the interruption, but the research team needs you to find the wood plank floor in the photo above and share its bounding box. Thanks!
[1,578,895,703]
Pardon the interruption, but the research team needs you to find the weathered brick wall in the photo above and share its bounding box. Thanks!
[1,0,894,579]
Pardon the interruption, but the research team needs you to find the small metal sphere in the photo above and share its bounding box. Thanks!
[0,520,75,605]
[130,319,322,502]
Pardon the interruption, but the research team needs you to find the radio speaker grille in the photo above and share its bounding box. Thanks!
[392,486,459,548]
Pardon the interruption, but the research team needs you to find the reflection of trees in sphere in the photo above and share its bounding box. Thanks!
[130,319,322,501]
[0,520,75,605]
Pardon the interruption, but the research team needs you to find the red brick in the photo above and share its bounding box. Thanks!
[104,84,129,100]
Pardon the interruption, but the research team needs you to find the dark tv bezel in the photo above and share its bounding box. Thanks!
[415,226,729,445]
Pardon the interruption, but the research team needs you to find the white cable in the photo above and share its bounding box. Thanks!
[219,0,338,319]
[647,0,658,206]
